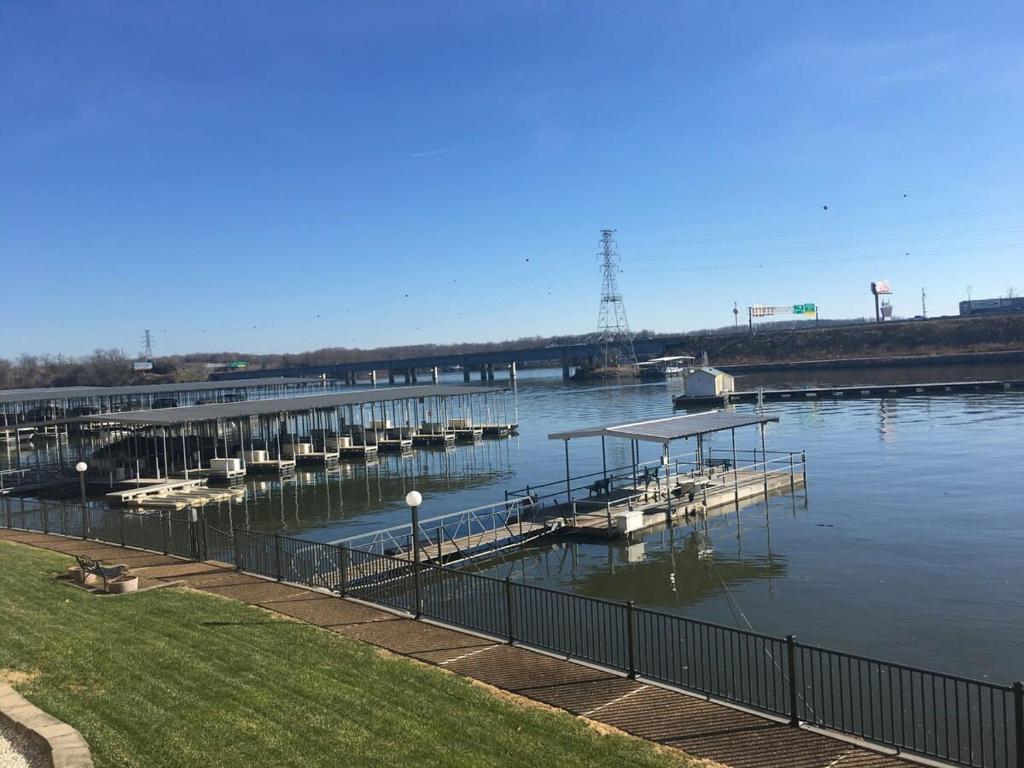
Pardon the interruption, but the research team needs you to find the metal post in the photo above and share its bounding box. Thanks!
[338,545,349,597]
[564,440,571,503]
[505,576,515,644]
[760,422,769,501]
[411,503,422,618]
[233,528,242,572]
[626,600,637,678]
[787,635,800,725]
[1014,681,1024,768]
[274,533,283,581]
[161,511,169,554]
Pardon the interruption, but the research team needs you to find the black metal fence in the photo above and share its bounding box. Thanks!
[3,500,1020,768]
[2,496,203,561]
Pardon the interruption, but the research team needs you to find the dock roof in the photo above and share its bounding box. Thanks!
[548,410,777,444]
[82,384,505,426]
[0,377,317,404]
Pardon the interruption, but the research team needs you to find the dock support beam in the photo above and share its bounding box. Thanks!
[508,361,517,382]
[369,370,377,387]
[431,366,439,384]
[412,369,419,384]
[388,370,395,385]
[562,359,571,381]
[487,364,495,382]
[480,366,487,382]
[463,366,471,383]
[404,369,412,385]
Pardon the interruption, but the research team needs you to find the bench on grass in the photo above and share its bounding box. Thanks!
[74,555,128,590]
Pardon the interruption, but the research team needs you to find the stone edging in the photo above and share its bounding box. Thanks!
[0,683,93,768]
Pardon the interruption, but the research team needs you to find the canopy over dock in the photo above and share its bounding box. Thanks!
[549,411,777,443]
[84,384,506,426]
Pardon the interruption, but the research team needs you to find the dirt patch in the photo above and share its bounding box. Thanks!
[0,669,39,686]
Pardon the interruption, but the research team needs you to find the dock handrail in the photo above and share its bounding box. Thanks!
[506,450,806,510]
[334,497,537,561]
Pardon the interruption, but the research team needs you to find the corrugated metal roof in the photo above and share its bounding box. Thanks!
[82,384,505,425]
[548,410,777,443]
[0,377,318,404]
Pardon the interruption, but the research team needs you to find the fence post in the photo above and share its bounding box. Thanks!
[200,516,209,561]
[626,601,637,679]
[82,502,90,540]
[161,511,169,554]
[274,534,283,581]
[338,545,348,597]
[505,576,515,644]
[120,510,126,547]
[787,635,800,726]
[233,528,242,572]
[1014,680,1024,768]
[42,502,49,534]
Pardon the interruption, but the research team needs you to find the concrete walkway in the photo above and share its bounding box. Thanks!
[0,528,918,768]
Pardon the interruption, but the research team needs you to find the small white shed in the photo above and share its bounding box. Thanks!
[685,367,735,398]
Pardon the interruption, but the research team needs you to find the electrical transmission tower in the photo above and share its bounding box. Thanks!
[141,330,154,360]
[595,229,637,369]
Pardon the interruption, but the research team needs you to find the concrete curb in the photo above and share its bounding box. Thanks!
[0,683,93,768]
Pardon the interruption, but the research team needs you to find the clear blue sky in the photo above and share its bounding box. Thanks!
[2,1,1022,358]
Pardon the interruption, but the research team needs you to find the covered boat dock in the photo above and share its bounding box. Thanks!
[508,410,806,538]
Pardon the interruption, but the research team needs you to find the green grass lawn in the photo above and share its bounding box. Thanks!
[0,540,696,768]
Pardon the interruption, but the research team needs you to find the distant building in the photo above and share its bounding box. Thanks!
[685,367,735,398]
[959,297,1024,317]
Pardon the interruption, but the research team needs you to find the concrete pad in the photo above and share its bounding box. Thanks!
[263,596,393,628]
[201,580,321,604]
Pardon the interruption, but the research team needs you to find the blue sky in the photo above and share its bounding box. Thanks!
[2,1,1022,358]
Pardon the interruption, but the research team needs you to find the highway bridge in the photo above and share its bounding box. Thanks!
[211,337,692,384]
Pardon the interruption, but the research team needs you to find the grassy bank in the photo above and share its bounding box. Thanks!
[0,541,693,768]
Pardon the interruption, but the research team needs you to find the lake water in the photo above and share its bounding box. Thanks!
[15,363,1024,682]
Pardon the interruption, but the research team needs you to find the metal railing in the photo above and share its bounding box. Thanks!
[338,497,540,564]
[2,496,203,561]
[506,450,806,508]
[227,531,1021,768]
[3,500,1020,767]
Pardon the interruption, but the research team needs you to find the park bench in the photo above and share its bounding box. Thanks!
[74,555,128,590]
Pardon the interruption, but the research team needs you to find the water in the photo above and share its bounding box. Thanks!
[10,363,1024,681]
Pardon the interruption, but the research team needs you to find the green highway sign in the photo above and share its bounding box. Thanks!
[792,303,817,315]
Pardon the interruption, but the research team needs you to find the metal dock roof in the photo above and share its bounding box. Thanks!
[0,377,318,404]
[83,384,506,425]
[548,410,778,444]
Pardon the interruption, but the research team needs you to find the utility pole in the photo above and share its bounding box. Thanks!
[595,230,637,370]
[141,330,154,360]
[921,287,927,319]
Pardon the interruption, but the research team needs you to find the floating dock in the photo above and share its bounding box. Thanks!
[673,378,1024,408]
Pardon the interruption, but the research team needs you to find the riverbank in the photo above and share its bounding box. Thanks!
[667,314,1024,369]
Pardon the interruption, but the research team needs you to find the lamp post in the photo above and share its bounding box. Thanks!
[405,490,423,618]
[75,461,89,538]
[75,461,88,507]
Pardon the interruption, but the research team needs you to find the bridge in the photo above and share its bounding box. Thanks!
[211,337,692,384]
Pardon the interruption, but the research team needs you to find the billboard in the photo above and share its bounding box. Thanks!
[871,280,892,295]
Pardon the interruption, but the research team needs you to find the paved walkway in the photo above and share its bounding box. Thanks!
[1,529,918,768]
